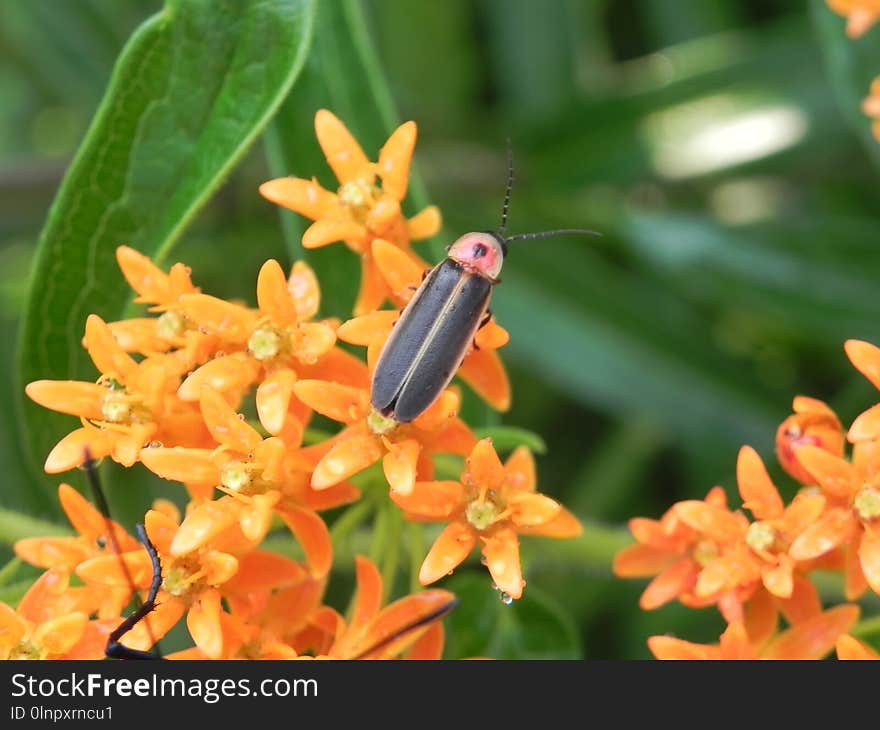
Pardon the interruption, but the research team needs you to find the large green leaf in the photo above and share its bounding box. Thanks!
[263,0,440,320]
[15,0,316,510]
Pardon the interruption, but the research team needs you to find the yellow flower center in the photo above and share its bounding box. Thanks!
[745,522,777,553]
[367,409,397,436]
[693,540,719,567]
[221,461,252,492]
[248,327,283,361]
[465,499,501,531]
[854,486,880,521]
[163,564,201,598]
[156,310,185,340]
[338,180,376,212]
[8,640,42,660]
[101,391,131,423]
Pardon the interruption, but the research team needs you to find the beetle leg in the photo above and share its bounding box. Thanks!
[471,309,493,351]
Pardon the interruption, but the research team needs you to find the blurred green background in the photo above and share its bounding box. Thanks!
[2,0,880,659]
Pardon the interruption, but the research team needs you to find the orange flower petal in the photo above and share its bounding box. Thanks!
[794,444,856,497]
[25,380,106,420]
[44,427,113,473]
[458,348,511,412]
[789,508,856,560]
[293,321,336,363]
[293,379,368,424]
[84,315,137,381]
[836,634,880,659]
[170,500,239,556]
[224,551,307,595]
[58,482,135,549]
[419,522,476,585]
[509,492,561,527]
[674,500,744,543]
[640,558,698,610]
[144,508,180,556]
[503,446,536,492]
[302,218,368,249]
[744,587,778,647]
[719,621,758,659]
[199,386,262,453]
[122,593,185,652]
[366,195,402,235]
[35,613,88,656]
[257,259,299,326]
[377,121,416,201]
[139,447,220,485]
[314,109,374,184]
[187,589,224,659]
[382,438,420,495]
[648,635,720,660]
[357,589,455,659]
[845,542,868,601]
[475,318,510,351]
[404,622,444,660]
[372,238,425,305]
[337,311,397,347]
[297,346,370,389]
[466,438,504,489]
[736,446,784,520]
[777,492,826,537]
[289,260,321,321]
[849,403,880,442]
[177,294,256,342]
[482,529,524,599]
[612,544,678,578]
[116,245,171,303]
[177,353,260,401]
[14,537,88,571]
[354,252,389,316]
[349,556,384,637]
[276,505,333,578]
[390,480,464,519]
[258,177,337,219]
[407,205,442,241]
[762,561,793,599]
[762,604,860,660]
[256,368,297,435]
[845,339,880,390]
[518,505,582,538]
[107,318,170,353]
[76,550,153,589]
[775,573,822,625]
[858,529,880,594]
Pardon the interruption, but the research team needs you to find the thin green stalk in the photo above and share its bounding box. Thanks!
[0,508,70,546]
[851,614,880,640]
[0,557,23,587]
[379,505,402,601]
[330,499,374,546]
[406,521,425,594]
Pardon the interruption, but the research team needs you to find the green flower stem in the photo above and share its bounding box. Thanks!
[0,508,70,546]
[524,521,632,573]
[368,494,391,566]
[329,499,374,547]
[406,522,425,593]
[851,614,880,640]
[0,557,23,587]
[379,505,402,601]
[0,579,36,607]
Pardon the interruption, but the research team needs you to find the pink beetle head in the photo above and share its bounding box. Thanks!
[446,232,505,281]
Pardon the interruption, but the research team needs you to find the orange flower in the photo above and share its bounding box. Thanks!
[392,440,581,600]
[614,486,748,618]
[836,633,880,659]
[25,315,208,472]
[736,446,827,599]
[293,378,475,494]
[14,483,138,618]
[649,604,859,660]
[259,109,441,314]
[863,79,880,143]
[827,0,880,38]
[176,259,343,438]
[337,238,511,413]
[76,504,307,658]
[789,440,880,598]
[775,396,844,484]
[108,246,215,371]
[845,339,880,441]
[0,569,116,660]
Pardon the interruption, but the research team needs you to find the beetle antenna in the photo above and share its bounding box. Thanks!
[504,228,601,243]
[352,597,459,660]
[497,139,514,239]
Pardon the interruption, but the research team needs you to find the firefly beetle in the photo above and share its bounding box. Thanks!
[371,148,598,423]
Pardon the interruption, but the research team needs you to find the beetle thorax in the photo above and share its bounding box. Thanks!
[447,232,504,280]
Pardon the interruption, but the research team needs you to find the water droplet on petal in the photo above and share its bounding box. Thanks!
[500,591,513,605]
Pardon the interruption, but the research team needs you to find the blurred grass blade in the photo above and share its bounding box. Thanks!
[811,0,880,168]
[15,0,316,503]
[263,0,438,318]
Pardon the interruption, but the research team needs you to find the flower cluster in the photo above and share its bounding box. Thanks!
[614,340,880,659]
[11,111,582,659]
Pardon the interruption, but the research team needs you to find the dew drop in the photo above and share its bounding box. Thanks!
[237,413,246,421]
[500,591,513,605]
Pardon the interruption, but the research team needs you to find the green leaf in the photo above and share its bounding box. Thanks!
[0,508,71,546]
[444,572,581,659]
[472,426,547,454]
[15,0,317,508]
[263,0,440,320]
[812,0,880,169]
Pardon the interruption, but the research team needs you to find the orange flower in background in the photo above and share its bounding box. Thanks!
[863,80,880,143]
[25,314,209,472]
[338,238,512,413]
[845,339,880,441]
[649,604,859,660]
[775,396,844,484]
[837,633,880,659]
[392,439,581,600]
[827,0,880,38]
[259,109,442,314]
[0,569,116,660]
